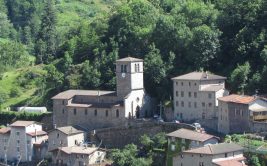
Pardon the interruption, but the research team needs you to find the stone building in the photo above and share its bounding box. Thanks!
[218,94,267,134]
[173,143,246,166]
[48,126,86,151]
[0,121,48,163]
[52,57,152,129]
[50,146,106,166]
[166,128,219,165]
[172,72,228,121]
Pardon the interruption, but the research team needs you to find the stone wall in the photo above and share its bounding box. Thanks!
[91,120,194,148]
[250,121,267,133]
[163,107,174,122]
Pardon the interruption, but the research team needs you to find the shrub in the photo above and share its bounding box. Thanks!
[10,87,22,97]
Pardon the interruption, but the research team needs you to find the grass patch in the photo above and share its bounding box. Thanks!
[0,65,46,110]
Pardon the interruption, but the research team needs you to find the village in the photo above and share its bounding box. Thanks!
[0,56,267,166]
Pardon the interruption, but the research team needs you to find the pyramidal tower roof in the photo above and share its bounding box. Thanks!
[116,57,143,62]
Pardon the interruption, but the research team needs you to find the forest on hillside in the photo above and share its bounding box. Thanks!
[0,0,267,108]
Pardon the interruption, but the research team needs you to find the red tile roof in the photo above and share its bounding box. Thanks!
[27,130,47,137]
[218,94,256,104]
[0,127,10,134]
[10,121,37,127]
[213,156,247,166]
[166,128,219,142]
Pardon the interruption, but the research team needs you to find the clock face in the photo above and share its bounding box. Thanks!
[121,73,126,78]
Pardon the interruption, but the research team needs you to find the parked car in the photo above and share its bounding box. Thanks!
[192,123,201,129]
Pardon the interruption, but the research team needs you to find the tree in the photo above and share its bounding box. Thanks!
[144,44,166,97]
[111,144,152,166]
[152,132,167,149]
[36,0,57,63]
[140,134,154,153]
[248,155,261,166]
[44,64,64,90]
[0,13,16,38]
[81,60,101,89]
[229,62,251,93]
[0,91,8,110]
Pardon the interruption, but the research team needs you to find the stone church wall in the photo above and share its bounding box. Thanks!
[92,120,194,148]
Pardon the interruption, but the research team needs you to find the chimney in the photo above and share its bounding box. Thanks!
[53,124,57,129]
[205,71,209,79]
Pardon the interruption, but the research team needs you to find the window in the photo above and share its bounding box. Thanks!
[208,93,212,99]
[16,131,20,136]
[116,109,119,118]
[225,153,228,157]
[4,146,6,151]
[208,103,212,107]
[74,109,77,115]
[181,138,185,143]
[27,140,30,145]
[57,133,59,138]
[181,101,184,107]
[176,91,179,97]
[17,140,20,144]
[176,82,178,85]
[202,102,205,107]
[194,102,197,108]
[85,109,88,115]
[188,92,191,97]
[124,65,127,72]
[181,91,184,97]
[189,82,191,86]
[94,109,97,116]
[176,101,179,107]
[17,147,20,152]
[137,64,140,72]
[62,100,64,105]
[106,110,109,117]
[194,83,197,86]
[121,65,123,72]
[75,140,78,145]
[135,64,138,72]
[62,109,64,114]
[194,92,197,98]
[188,102,191,108]
[181,82,183,86]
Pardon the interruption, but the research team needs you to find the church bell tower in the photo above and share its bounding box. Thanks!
[116,57,144,99]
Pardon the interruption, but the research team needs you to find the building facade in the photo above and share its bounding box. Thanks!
[0,121,48,163]
[50,146,106,166]
[218,94,267,134]
[52,57,152,129]
[48,126,86,151]
[166,128,219,165]
[173,143,246,166]
[172,72,228,121]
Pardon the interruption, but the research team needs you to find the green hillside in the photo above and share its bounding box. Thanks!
[0,66,46,110]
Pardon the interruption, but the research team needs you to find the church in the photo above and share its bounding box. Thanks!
[52,57,152,130]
